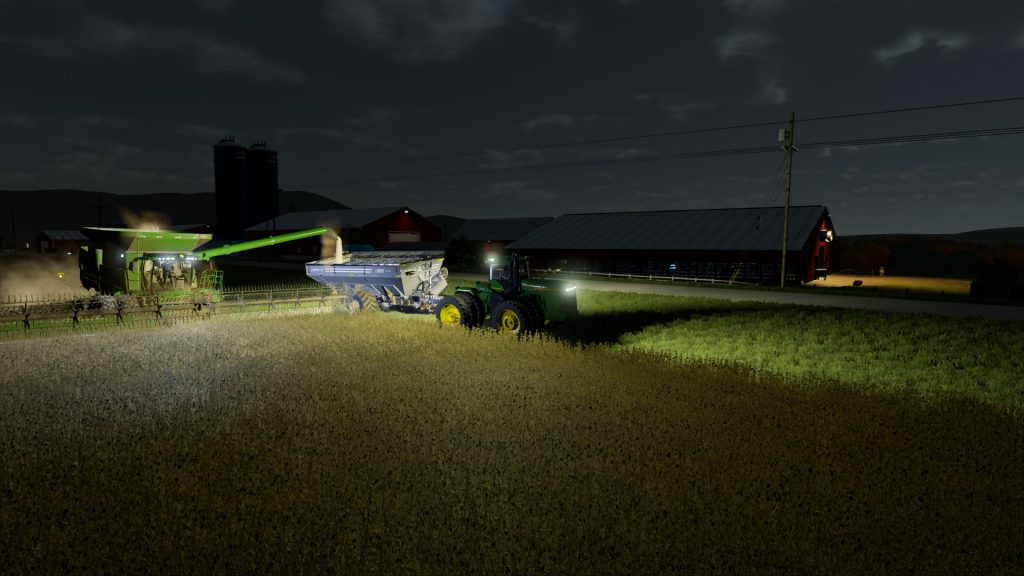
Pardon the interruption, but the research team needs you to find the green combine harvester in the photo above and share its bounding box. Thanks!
[78,226,328,297]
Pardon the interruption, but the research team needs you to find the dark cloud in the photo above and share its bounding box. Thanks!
[323,0,518,62]
[1,0,1023,233]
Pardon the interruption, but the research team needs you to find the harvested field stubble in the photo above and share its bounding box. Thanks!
[1,313,1022,574]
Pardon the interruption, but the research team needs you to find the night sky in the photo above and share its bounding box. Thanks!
[3,0,1024,234]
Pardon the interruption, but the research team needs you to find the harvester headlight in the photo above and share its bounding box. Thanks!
[564,284,576,293]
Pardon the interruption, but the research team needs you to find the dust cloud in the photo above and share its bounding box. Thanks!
[320,229,340,261]
[119,209,171,231]
[0,254,89,299]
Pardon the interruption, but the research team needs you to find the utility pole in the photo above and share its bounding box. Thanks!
[780,112,796,288]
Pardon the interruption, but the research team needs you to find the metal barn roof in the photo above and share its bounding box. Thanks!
[451,217,554,242]
[507,206,831,252]
[246,207,409,231]
[39,230,88,241]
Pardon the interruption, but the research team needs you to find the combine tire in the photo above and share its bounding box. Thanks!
[436,295,474,327]
[491,300,529,334]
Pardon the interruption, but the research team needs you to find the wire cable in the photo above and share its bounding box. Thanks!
[319,95,1024,174]
[325,124,1024,186]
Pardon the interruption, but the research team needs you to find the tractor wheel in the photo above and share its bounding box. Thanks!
[520,298,544,333]
[454,292,483,327]
[491,300,529,334]
[436,295,473,327]
[352,288,380,313]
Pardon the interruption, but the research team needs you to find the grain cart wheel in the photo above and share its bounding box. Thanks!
[453,293,483,327]
[491,300,529,334]
[436,295,473,327]
[352,288,380,313]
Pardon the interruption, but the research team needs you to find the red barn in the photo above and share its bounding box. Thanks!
[245,207,443,257]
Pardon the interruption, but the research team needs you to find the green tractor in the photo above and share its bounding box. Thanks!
[436,253,577,333]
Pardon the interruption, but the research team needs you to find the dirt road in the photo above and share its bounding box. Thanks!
[452,274,1024,321]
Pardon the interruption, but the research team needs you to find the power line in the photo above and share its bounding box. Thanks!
[326,124,1024,186]
[799,96,1024,124]
[314,95,1024,175]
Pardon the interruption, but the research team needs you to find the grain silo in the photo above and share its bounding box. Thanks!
[213,136,248,239]
[246,140,279,231]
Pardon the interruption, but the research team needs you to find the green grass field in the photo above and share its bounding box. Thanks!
[1,291,1022,574]
[556,290,1024,411]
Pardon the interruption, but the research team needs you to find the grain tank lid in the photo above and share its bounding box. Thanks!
[80,226,212,240]
[192,239,235,253]
[214,136,246,149]
[248,139,276,152]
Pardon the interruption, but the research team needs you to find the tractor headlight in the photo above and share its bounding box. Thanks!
[564,284,576,293]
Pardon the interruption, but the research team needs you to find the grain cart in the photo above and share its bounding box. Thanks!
[304,240,450,314]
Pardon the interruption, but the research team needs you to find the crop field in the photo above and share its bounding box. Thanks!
[1,291,1022,574]
[559,290,1024,410]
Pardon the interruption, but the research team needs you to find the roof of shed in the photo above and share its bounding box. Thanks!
[507,206,831,252]
[451,217,554,242]
[39,230,89,241]
[246,207,407,231]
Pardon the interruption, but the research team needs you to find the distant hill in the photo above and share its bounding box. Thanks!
[843,227,1024,245]
[836,227,1024,277]
[0,189,348,247]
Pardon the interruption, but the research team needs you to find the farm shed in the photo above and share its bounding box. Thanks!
[245,207,443,256]
[507,205,836,284]
[450,217,554,251]
[36,230,88,254]
[441,217,554,271]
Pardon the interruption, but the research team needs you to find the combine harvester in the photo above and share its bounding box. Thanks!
[305,238,577,333]
[78,225,329,300]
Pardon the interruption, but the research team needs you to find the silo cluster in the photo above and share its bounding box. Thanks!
[213,137,281,239]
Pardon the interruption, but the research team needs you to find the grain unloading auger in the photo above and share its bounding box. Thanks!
[305,238,578,333]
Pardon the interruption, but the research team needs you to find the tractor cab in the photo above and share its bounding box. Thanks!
[487,254,532,293]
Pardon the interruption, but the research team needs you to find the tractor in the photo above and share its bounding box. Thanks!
[435,253,577,333]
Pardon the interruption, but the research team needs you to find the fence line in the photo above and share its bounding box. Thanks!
[535,269,755,286]
[0,284,343,340]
